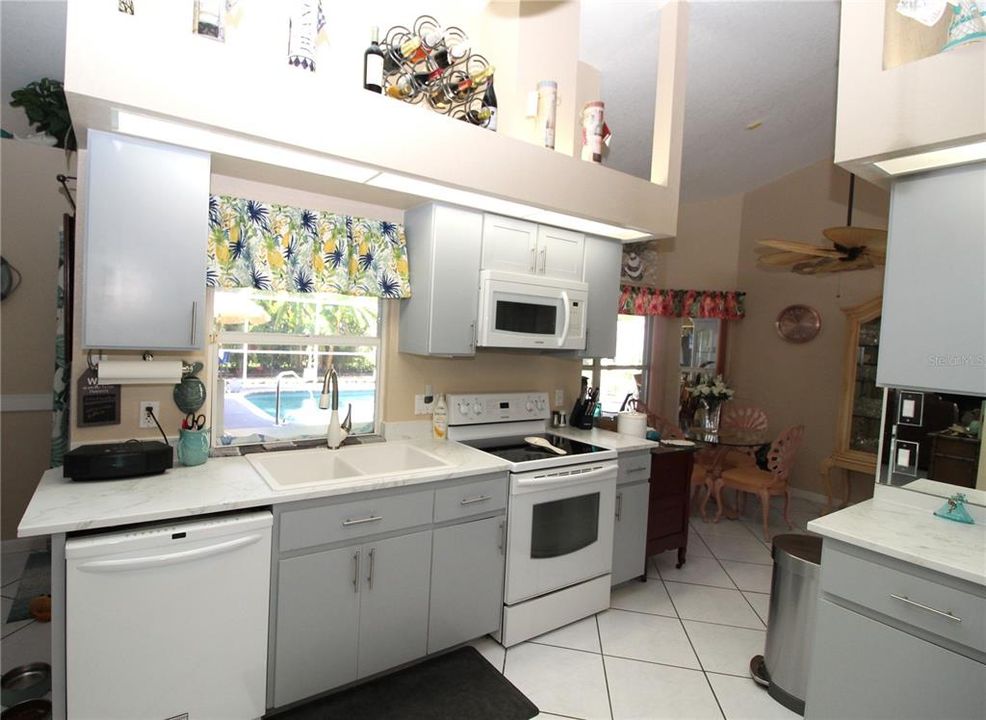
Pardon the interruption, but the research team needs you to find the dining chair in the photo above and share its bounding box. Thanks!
[632,400,716,518]
[712,424,806,541]
[720,402,769,467]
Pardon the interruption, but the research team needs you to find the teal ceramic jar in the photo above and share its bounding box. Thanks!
[177,428,210,466]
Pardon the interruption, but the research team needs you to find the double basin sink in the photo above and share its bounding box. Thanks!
[247,442,452,491]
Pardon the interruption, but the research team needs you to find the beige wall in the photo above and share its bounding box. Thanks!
[728,160,888,499]
[382,309,582,422]
[0,140,76,539]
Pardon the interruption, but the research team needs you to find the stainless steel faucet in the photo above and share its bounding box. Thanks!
[319,366,353,432]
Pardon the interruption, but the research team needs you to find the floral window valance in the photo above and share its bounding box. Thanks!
[620,285,745,320]
[207,195,411,298]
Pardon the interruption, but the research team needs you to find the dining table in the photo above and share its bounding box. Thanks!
[686,427,772,520]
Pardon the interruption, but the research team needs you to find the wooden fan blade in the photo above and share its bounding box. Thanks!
[794,256,875,275]
[822,226,887,248]
[758,238,843,258]
[758,251,812,267]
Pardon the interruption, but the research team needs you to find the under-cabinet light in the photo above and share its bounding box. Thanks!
[873,141,986,177]
[368,172,651,242]
[113,111,380,184]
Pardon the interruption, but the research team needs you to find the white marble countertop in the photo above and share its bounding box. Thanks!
[550,426,664,453]
[18,439,509,538]
[20,426,690,538]
[808,494,986,586]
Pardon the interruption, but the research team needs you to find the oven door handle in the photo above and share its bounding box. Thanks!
[557,290,571,347]
[513,463,617,491]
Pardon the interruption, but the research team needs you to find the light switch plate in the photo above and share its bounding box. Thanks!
[892,439,920,476]
[554,389,564,407]
[897,391,924,426]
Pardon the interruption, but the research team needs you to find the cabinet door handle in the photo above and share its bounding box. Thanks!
[890,594,962,623]
[469,321,475,350]
[352,550,360,593]
[342,515,383,527]
[460,494,492,506]
[498,520,506,555]
[189,301,197,345]
[367,548,375,589]
[616,491,623,521]
[539,247,547,273]
[627,466,648,474]
[529,247,536,273]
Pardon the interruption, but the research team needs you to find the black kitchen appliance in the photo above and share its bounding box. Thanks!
[64,441,172,481]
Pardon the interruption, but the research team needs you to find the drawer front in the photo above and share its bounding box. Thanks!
[279,489,434,552]
[618,452,651,486]
[821,546,985,654]
[434,474,507,523]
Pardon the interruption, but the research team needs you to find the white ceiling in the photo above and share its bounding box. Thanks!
[580,0,840,203]
[1,0,840,205]
[680,0,840,202]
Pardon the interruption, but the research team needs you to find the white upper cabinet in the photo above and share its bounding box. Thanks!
[82,130,210,350]
[480,215,538,275]
[536,225,585,281]
[481,214,584,281]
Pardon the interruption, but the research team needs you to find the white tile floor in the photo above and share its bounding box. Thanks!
[472,495,823,720]
[0,496,823,719]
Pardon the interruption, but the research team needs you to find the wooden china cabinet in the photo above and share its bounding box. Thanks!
[819,296,882,509]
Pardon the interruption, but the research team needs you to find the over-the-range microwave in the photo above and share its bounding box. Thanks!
[477,269,588,350]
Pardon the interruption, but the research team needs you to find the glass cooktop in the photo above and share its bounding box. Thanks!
[459,433,609,464]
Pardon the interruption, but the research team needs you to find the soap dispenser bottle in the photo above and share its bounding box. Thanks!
[432,394,448,440]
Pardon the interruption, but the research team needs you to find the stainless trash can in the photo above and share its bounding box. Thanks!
[749,533,822,716]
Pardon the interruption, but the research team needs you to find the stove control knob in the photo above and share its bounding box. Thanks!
[473,400,483,415]
[525,400,534,412]
[458,401,470,416]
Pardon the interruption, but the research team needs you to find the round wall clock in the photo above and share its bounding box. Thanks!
[776,304,821,343]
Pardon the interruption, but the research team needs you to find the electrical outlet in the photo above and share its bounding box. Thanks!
[554,389,564,407]
[414,394,435,416]
[139,401,160,429]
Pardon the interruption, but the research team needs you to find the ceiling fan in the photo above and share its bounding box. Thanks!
[756,175,887,275]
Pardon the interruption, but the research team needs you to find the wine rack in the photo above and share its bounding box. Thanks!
[380,15,494,126]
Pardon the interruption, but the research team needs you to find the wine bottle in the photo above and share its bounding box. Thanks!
[460,107,492,125]
[456,65,495,97]
[364,27,384,93]
[482,78,498,131]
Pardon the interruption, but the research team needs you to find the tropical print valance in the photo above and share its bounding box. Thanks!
[207,195,411,298]
[620,286,746,320]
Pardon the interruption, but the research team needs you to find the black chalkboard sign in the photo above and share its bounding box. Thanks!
[77,367,121,426]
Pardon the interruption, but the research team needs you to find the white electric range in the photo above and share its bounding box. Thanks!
[448,392,617,647]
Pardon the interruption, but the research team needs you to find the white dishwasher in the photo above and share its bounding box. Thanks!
[65,510,273,720]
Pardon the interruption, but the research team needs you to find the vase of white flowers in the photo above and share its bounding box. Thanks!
[686,375,734,432]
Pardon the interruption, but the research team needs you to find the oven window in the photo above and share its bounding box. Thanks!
[530,492,600,559]
[495,301,557,335]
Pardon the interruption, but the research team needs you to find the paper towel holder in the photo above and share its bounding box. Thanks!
[94,351,196,386]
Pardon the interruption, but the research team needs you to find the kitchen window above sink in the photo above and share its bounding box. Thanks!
[212,289,382,447]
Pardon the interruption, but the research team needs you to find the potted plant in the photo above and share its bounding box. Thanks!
[9,78,76,151]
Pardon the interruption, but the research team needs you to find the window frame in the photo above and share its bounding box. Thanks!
[583,314,653,413]
[208,288,386,446]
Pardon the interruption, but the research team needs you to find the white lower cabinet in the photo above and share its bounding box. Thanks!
[356,530,433,679]
[611,481,650,585]
[274,546,361,705]
[428,515,506,654]
[273,531,432,707]
[269,474,508,709]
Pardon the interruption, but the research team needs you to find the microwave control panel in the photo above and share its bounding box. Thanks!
[447,392,550,425]
[569,299,585,337]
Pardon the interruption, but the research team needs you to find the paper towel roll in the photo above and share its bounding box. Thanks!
[617,411,648,438]
[97,359,183,385]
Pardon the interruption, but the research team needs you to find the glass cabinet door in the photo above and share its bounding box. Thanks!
[850,316,882,453]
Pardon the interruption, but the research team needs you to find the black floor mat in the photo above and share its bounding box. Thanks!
[267,646,538,720]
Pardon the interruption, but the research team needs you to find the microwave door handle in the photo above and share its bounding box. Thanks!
[558,290,571,347]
